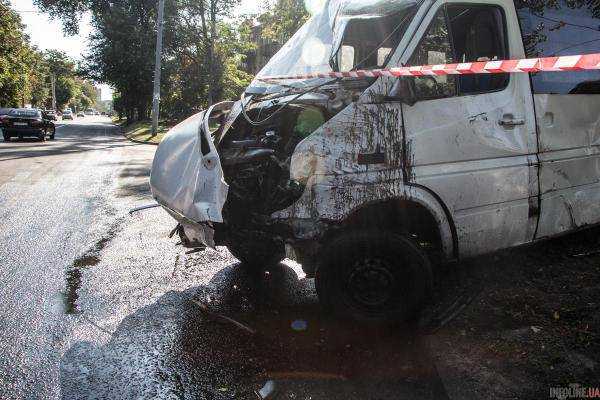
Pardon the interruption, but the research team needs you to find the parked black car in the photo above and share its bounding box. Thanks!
[1,109,55,141]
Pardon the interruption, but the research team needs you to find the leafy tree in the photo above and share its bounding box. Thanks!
[83,0,160,121]
[25,49,51,107]
[0,1,33,107]
[258,0,308,43]
[44,50,78,109]
[32,0,307,121]
[0,2,99,110]
[175,0,242,106]
[218,23,254,100]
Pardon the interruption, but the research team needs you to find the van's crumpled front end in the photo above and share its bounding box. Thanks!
[147,0,470,322]
[150,104,230,248]
[150,0,421,271]
[150,94,341,267]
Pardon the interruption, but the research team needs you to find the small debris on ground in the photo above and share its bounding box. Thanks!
[191,299,256,335]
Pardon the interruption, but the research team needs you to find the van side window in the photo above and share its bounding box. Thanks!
[408,4,509,99]
[448,5,509,95]
[408,10,457,99]
[515,0,600,94]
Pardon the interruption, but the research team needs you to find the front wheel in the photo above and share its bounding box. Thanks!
[2,133,9,142]
[316,230,433,323]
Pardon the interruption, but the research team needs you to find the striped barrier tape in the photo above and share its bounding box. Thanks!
[259,53,600,81]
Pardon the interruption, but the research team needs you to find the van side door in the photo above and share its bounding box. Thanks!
[399,0,539,258]
[515,0,600,238]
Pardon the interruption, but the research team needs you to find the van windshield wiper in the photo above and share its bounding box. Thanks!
[248,79,338,103]
[241,78,339,126]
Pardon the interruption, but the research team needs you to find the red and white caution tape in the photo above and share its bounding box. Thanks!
[259,53,600,81]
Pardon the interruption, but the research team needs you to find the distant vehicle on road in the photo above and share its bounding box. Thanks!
[85,108,94,116]
[62,109,74,120]
[44,110,57,121]
[77,111,85,117]
[1,108,55,141]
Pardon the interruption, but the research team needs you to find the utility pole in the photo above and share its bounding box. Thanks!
[51,74,57,111]
[151,0,165,136]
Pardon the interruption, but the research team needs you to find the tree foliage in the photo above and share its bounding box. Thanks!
[257,0,308,43]
[83,0,158,121]
[33,0,309,121]
[78,0,255,121]
[0,1,97,110]
[0,0,35,107]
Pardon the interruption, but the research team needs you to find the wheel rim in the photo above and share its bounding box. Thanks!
[347,257,398,309]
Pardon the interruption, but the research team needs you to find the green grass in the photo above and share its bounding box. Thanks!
[118,119,174,145]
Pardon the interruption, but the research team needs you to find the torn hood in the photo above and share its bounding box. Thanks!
[150,109,229,224]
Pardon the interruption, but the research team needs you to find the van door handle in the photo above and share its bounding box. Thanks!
[498,117,525,127]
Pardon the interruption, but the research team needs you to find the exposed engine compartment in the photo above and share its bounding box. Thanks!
[214,102,331,246]
[150,76,370,266]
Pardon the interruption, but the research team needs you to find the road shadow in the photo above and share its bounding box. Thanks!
[59,261,447,400]
[99,160,154,198]
[0,125,136,163]
[2,137,45,143]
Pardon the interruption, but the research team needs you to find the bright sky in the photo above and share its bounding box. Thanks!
[10,0,265,101]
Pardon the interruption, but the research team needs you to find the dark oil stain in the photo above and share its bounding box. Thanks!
[72,255,101,269]
[64,268,83,314]
[63,218,124,314]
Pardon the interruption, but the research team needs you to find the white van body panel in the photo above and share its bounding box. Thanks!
[400,0,539,257]
[150,112,229,225]
[535,94,600,237]
[277,0,540,259]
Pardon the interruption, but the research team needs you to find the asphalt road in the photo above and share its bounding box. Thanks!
[0,118,449,400]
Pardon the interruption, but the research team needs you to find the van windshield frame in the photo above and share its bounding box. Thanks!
[248,0,421,95]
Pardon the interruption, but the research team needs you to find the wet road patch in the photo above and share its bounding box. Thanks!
[60,261,448,400]
[179,264,448,399]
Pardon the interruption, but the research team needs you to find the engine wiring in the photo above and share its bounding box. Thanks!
[240,78,340,126]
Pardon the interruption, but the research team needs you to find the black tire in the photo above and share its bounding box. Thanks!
[227,239,285,269]
[316,230,433,323]
[38,132,45,142]
[2,134,9,142]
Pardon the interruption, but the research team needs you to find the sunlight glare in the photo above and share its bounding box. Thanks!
[301,37,328,67]
[304,0,327,15]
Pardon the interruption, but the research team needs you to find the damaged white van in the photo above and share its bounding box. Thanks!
[150,0,600,321]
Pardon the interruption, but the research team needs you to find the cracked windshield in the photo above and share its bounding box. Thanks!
[1,0,599,398]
